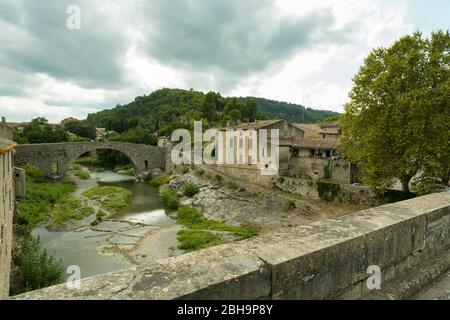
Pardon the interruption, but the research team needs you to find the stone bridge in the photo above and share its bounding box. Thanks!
[14,141,167,178]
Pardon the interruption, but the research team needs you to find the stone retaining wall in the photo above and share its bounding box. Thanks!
[11,192,450,300]
[0,141,16,299]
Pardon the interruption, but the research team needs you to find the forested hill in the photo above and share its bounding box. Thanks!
[86,88,339,135]
[237,97,339,123]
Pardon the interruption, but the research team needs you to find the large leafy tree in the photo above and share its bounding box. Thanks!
[341,31,450,192]
[18,117,69,144]
[64,120,97,140]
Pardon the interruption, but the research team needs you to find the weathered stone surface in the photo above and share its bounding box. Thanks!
[15,141,167,178]
[11,192,450,300]
[12,242,270,300]
[0,140,15,299]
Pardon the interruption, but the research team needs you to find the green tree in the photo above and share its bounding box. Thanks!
[241,99,258,122]
[65,120,96,140]
[341,31,450,192]
[200,91,219,122]
[18,117,69,144]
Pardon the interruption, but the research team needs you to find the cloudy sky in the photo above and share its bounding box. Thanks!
[0,0,449,122]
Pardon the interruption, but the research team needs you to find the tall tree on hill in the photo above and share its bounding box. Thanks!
[242,99,258,122]
[341,31,450,193]
[200,91,219,121]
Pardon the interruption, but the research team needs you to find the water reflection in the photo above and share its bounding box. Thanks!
[33,170,174,280]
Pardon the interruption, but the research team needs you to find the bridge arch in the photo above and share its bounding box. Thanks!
[15,141,167,179]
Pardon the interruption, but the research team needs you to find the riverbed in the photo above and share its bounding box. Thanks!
[32,170,183,280]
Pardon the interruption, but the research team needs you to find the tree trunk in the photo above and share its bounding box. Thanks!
[401,177,411,193]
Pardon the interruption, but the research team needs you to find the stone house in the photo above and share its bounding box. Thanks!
[0,117,16,299]
[216,120,304,170]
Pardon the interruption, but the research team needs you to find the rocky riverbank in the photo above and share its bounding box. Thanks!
[160,168,366,233]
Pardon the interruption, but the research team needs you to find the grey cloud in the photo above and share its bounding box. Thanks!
[0,0,131,91]
[138,0,350,88]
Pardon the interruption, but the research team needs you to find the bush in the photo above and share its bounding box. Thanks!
[411,176,445,196]
[176,206,259,242]
[184,183,200,197]
[177,230,224,252]
[284,200,296,211]
[20,163,44,181]
[74,170,90,180]
[10,236,63,295]
[150,176,171,188]
[162,191,180,210]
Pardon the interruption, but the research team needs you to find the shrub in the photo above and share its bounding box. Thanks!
[10,236,63,295]
[162,191,180,210]
[176,206,259,243]
[284,200,296,211]
[74,170,90,180]
[150,176,171,188]
[411,176,446,196]
[177,206,204,225]
[177,230,224,252]
[184,183,200,197]
[20,163,44,181]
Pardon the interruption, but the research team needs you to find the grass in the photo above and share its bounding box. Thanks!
[183,182,200,197]
[16,177,77,228]
[49,196,95,227]
[162,190,180,210]
[177,230,224,252]
[82,186,132,212]
[150,175,171,188]
[73,169,90,180]
[176,207,259,251]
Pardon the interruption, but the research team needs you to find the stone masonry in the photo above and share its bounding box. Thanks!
[0,135,16,299]
[12,192,450,300]
[15,141,167,179]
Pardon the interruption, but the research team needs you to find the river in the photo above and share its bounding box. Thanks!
[32,170,182,281]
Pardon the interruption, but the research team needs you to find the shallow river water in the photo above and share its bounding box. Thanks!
[32,171,177,280]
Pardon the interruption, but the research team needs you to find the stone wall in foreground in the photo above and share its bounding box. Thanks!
[0,142,16,299]
[12,192,450,300]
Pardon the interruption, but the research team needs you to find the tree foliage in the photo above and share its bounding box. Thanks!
[86,88,337,135]
[341,31,450,192]
[64,120,96,140]
[14,117,69,144]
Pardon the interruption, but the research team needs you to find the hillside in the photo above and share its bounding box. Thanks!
[237,97,339,123]
[86,88,339,135]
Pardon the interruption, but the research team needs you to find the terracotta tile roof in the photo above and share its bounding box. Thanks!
[220,119,284,131]
[319,121,340,128]
[292,137,340,150]
[293,123,322,133]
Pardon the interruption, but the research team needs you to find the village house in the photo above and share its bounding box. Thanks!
[209,119,361,185]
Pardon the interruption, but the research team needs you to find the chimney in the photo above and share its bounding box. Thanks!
[246,118,250,124]
[1,116,5,123]
[226,120,230,128]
